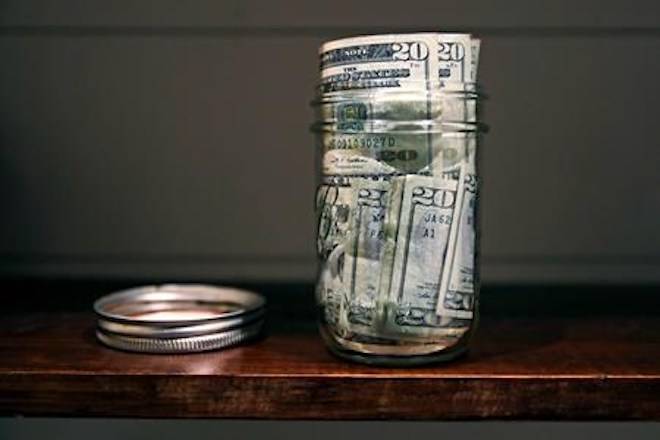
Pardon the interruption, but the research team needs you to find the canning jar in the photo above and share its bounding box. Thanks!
[312,84,486,366]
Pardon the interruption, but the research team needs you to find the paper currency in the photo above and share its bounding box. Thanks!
[317,85,478,122]
[319,33,441,93]
[316,181,352,258]
[319,33,445,184]
[314,33,483,347]
[315,180,352,327]
[437,34,473,84]
[321,131,442,176]
[384,175,458,333]
[437,135,478,319]
[343,178,390,331]
[320,33,479,92]
[438,34,481,122]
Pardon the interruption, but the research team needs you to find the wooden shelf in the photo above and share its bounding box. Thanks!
[1,282,659,420]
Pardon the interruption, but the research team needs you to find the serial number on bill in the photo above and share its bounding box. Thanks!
[325,135,396,150]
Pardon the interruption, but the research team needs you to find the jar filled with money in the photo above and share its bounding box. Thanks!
[312,33,486,366]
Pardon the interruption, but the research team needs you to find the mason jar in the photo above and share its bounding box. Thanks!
[312,86,486,366]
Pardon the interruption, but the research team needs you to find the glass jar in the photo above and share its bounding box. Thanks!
[312,85,485,366]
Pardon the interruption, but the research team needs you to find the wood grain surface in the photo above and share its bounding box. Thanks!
[1,283,659,420]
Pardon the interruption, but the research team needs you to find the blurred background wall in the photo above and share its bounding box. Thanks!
[1,0,659,284]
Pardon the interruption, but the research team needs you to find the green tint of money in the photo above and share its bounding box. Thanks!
[342,178,389,334]
[314,33,483,344]
[385,176,457,332]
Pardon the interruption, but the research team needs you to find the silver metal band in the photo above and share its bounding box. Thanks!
[96,320,264,354]
[93,284,266,353]
[97,307,265,338]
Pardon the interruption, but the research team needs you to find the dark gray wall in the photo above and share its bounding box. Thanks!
[1,1,659,283]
